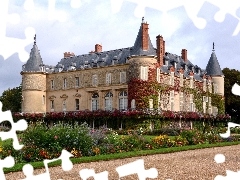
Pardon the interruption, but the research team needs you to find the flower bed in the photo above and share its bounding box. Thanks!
[0,123,238,164]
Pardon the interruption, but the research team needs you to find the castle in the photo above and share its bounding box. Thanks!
[21,19,224,114]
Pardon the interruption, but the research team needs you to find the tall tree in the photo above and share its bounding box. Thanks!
[0,84,22,112]
[223,68,240,122]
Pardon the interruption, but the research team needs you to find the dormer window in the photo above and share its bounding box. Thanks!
[185,65,188,71]
[174,62,177,69]
[165,60,168,66]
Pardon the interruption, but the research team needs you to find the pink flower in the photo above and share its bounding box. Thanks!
[54,135,58,140]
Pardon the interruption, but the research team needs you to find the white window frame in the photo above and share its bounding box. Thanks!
[92,74,98,87]
[140,66,148,81]
[170,90,174,111]
[189,94,195,112]
[119,91,128,110]
[106,73,112,85]
[149,99,153,109]
[179,92,184,111]
[120,71,126,84]
[91,93,99,111]
[105,92,113,111]
[131,99,136,109]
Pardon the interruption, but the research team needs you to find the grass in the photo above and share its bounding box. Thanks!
[4,141,240,174]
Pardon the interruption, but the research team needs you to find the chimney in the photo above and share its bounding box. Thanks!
[156,35,165,66]
[181,49,187,61]
[64,52,75,58]
[95,44,102,52]
[141,22,149,50]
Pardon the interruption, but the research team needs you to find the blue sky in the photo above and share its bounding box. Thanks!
[1,0,240,95]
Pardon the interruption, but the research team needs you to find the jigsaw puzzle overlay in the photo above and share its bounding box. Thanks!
[2,0,240,179]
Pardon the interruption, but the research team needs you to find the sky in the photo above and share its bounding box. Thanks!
[1,0,240,95]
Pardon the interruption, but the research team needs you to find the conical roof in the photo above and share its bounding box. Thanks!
[205,47,223,76]
[130,22,156,56]
[23,35,43,72]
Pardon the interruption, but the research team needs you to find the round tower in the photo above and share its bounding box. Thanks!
[21,35,47,113]
[205,43,224,96]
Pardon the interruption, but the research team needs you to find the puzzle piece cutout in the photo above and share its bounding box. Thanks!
[116,159,158,180]
[0,0,35,62]
[0,0,83,62]
[0,102,28,150]
[21,150,73,180]
[79,169,109,180]
[0,156,15,180]
[110,0,240,35]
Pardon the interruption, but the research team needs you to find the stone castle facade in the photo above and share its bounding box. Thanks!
[21,19,224,114]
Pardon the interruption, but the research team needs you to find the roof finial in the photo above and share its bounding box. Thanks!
[142,17,144,23]
[213,42,215,51]
[34,34,36,45]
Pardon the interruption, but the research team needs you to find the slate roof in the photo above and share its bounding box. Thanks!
[22,43,44,72]
[22,22,221,82]
[205,50,223,76]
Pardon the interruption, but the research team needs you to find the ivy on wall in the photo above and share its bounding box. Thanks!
[127,68,225,114]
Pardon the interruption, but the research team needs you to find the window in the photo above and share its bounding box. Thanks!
[120,71,126,83]
[179,92,184,111]
[203,79,206,91]
[180,73,183,86]
[208,97,212,114]
[63,78,67,89]
[105,92,113,111]
[140,66,148,81]
[119,91,128,110]
[149,99,153,109]
[51,80,54,89]
[92,75,98,86]
[91,93,99,111]
[214,83,218,94]
[157,68,160,83]
[165,60,168,66]
[42,95,45,105]
[62,100,66,111]
[170,72,174,86]
[131,99,136,109]
[75,99,79,110]
[190,76,193,88]
[75,77,79,87]
[189,94,195,112]
[170,90,174,111]
[106,73,112,85]
[50,100,54,109]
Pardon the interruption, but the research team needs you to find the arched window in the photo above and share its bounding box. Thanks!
[105,92,113,111]
[119,91,128,110]
[92,93,99,111]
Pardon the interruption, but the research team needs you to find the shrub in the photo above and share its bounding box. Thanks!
[152,135,175,148]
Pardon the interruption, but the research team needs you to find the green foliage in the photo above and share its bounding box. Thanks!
[0,84,22,112]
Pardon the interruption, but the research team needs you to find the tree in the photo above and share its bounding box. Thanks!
[222,68,240,122]
[0,84,22,112]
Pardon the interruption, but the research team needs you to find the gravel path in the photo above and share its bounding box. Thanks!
[5,145,240,180]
